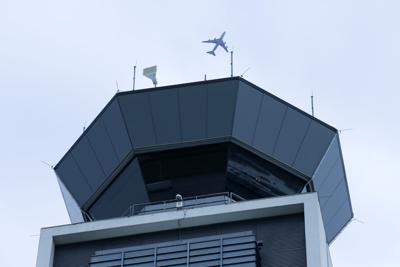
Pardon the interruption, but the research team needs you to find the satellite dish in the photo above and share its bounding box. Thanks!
[143,65,158,87]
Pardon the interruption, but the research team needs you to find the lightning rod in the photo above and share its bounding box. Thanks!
[230,50,234,77]
[133,65,137,90]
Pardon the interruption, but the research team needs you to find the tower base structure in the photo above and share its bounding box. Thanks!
[37,77,350,266]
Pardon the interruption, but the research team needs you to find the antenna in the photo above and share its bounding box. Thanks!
[143,65,158,87]
[240,67,250,78]
[230,50,234,77]
[115,80,119,92]
[204,74,207,81]
[339,128,353,133]
[311,92,315,116]
[40,160,54,169]
[133,65,137,90]
[352,218,365,224]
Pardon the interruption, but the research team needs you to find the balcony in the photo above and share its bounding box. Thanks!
[121,192,245,217]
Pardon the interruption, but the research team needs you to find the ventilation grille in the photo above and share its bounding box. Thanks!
[89,231,259,267]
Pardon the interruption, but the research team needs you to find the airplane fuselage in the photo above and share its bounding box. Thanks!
[202,32,228,56]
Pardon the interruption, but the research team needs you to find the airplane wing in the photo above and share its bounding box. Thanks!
[202,38,218,44]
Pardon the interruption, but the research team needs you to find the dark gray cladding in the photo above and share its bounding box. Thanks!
[312,135,353,242]
[117,79,238,148]
[54,77,352,243]
[88,158,149,220]
[57,177,84,224]
[55,98,132,206]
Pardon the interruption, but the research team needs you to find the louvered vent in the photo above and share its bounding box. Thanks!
[89,231,259,267]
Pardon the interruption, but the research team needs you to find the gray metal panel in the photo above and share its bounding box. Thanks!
[255,214,306,266]
[325,200,352,242]
[293,121,336,177]
[206,80,238,137]
[55,155,93,206]
[57,178,84,223]
[103,98,132,161]
[312,136,341,189]
[252,94,287,155]
[178,84,207,141]
[72,137,106,190]
[232,82,263,145]
[312,135,353,243]
[86,118,119,177]
[273,108,312,167]
[118,93,156,148]
[88,158,149,220]
[149,89,181,144]
[320,178,348,221]
[318,160,344,207]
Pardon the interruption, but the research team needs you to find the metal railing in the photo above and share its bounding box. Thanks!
[122,192,245,217]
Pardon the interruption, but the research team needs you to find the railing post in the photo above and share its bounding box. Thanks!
[186,242,190,266]
[219,238,223,267]
[154,247,157,267]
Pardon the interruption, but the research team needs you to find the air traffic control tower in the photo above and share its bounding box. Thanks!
[36,77,353,267]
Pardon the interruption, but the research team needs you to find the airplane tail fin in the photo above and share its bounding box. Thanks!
[207,51,216,56]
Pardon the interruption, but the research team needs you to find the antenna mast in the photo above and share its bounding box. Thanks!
[311,93,315,116]
[133,65,137,90]
[230,50,234,77]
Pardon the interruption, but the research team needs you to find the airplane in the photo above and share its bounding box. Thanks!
[202,32,229,56]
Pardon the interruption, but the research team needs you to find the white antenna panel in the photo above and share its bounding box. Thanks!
[143,65,158,87]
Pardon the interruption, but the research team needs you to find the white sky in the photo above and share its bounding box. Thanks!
[0,1,399,266]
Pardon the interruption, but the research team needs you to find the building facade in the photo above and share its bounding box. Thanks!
[36,77,352,267]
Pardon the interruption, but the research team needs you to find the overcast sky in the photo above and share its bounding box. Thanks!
[1,1,399,266]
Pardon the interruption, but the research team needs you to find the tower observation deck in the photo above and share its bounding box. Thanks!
[39,77,352,267]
